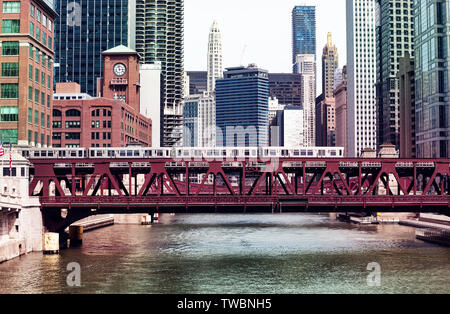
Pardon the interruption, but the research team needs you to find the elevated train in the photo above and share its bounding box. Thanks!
[19,146,345,160]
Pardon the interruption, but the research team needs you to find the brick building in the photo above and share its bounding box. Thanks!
[52,46,152,148]
[0,0,57,146]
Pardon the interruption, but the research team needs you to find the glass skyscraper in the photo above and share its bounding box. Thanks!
[292,6,316,64]
[376,0,415,152]
[216,66,269,147]
[54,0,135,96]
[415,0,450,158]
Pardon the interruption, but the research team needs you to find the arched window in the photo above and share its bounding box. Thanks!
[66,109,81,117]
[52,109,62,117]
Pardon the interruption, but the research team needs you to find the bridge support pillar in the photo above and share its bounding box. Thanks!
[69,225,83,247]
[42,232,59,254]
[141,214,152,225]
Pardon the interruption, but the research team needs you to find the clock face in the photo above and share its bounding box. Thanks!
[113,63,126,76]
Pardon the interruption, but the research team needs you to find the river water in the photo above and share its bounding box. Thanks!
[0,213,449,294]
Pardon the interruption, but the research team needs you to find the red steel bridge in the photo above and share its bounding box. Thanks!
[24,147,450,231]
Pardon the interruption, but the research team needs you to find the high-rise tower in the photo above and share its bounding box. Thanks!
[375,0,414,152]
[0,0,57,147]
[135,0,184,147]
[415,0,450,158]
[346,0,378,157]
[54,0,135,97]
[294,55,316,147]
[322,32,339,98]
[207,20,223,93]
[292,6,316,66]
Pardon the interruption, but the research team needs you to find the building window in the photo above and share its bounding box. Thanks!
[1,84,18,98]
[1,41,19,55]
[65,133,80,140]
[0,129,18,144]
[52,132,61,140]
[41,112,44,127]
[53,109,62,117]
[0,106,18,122]
[28,86,32,101]
[34,110,38,125]
[28,108,32,123]
[66,109,81,117]
[1,62,19,77]
[2,19,20,33]
[65,121,81,128]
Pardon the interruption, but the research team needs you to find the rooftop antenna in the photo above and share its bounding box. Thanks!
[240,44,247,66]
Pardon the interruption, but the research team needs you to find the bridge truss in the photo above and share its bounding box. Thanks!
[28,157,450,218]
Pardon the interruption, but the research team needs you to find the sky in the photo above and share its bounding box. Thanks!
[184,0,347,96]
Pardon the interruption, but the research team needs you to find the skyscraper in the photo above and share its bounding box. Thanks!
[292,6,316,66]
[346,0,378,157]
[0,0,57,147]
[135,0,184,147]
[375,0,414,151]
[207,21,223,93]
[414,0,450,158]
[322,32,339,98]
[268,73,302,107]
[216,65,269,147]
[54,0,135,97]
[294,54,316,147]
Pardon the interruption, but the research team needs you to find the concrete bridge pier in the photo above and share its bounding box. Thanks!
[41,207,91,250]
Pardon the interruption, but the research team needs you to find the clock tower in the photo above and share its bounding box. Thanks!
[98,45,141,112]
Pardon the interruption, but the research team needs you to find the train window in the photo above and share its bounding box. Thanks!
[244,150,249,156]
[157,150,163,157]
[293,150,300,156]
[301,150,306,156]
[308,151,313,156]
[195,150,201,157]
[70,151,77,157]
[96,151,103,157]
[281,150,288,156]
[127,150,132,157]
[270,150,276,156]
[134,150,139,157]
[48,151,53,157]
[331,151,337,156]
[108,150,114,157]
[41,151,47,157]
[319,150,325,156]
[119,150,126,157]
[60,151,66,157]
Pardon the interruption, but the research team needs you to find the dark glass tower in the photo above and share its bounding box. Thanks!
[216,66,269,147]
[54,0,134,96]
[292,6,316,64]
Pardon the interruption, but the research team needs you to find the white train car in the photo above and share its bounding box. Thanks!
[22,146,344,160]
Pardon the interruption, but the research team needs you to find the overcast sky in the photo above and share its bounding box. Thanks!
[184,0,347,96]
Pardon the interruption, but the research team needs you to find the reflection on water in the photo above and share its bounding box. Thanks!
[0,214,449,294]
